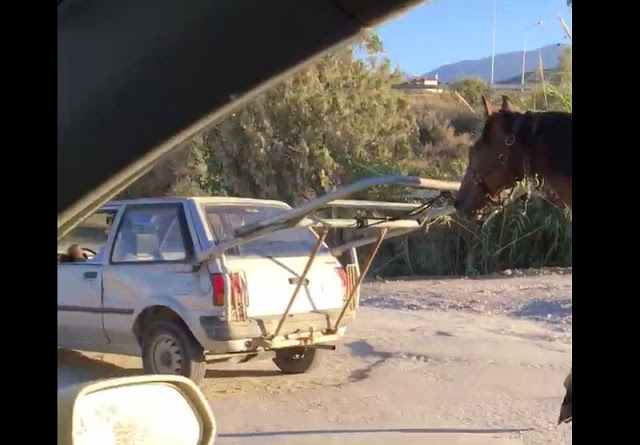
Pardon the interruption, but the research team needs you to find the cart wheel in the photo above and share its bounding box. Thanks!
[273,347,321,374]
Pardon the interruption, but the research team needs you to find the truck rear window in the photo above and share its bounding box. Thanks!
[204,205,330,257]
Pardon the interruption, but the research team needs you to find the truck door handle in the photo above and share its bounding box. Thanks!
[83,271,98,280]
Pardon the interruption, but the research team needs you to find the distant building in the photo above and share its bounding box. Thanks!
[409,75,439,86]
[392,74,444,93]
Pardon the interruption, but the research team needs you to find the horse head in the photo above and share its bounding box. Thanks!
[454,95,532,217]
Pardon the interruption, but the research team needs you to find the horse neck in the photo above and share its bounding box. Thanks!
[524,114,572,211]
[534,155,572,210]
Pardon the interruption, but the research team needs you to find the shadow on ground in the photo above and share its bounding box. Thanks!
[205,369,282,379]
[58,349,139,375]
[57,349,140,386]
[343,340,457,383]
[218,427,533,438]
[511,298,572,324]
[57,349,283,385]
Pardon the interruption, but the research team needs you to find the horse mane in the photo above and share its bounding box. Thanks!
[503,110,572,179]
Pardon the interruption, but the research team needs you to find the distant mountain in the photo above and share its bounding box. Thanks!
[500,68,561,85]
[420,44,569,84]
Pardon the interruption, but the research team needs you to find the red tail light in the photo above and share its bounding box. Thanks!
[211,273,225,306]
[335,267,348,300]
[211,272,248,307]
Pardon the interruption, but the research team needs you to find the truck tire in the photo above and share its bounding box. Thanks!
[273,346,321,374]
[141,320,206,384]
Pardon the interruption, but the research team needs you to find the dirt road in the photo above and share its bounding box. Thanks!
[58,270,572,444]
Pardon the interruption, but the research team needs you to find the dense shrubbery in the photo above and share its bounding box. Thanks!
[122,33,572,276]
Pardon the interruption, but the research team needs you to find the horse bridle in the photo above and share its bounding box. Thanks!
[467,133,521,206]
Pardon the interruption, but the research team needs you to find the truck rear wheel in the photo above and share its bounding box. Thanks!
[273,346,321,374]
[141,320,207,384]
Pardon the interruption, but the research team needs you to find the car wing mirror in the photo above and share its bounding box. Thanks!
[58,375,216,445]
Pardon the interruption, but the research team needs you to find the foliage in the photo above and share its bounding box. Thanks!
[558,46,572,85]
[448,76,490,106]
[198,31,418,204]
[118,142,210,199]
[372,195,572,277]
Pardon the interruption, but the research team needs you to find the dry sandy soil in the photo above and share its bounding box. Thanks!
[58,269,572,445]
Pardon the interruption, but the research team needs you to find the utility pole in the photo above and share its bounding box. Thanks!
[521,20,543,86]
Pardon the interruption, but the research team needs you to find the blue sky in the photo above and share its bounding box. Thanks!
[375,0,572,75]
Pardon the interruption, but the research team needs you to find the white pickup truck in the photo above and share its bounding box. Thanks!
[57,197,357,383]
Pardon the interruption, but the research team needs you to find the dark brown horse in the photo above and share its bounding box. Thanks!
[453,95,572,425]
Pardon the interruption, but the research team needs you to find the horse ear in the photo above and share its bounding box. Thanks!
[481,96,494,119]
[501,95,514,111]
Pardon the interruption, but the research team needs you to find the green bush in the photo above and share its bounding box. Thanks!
[448,76,490,106]
[371,197,572,277]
